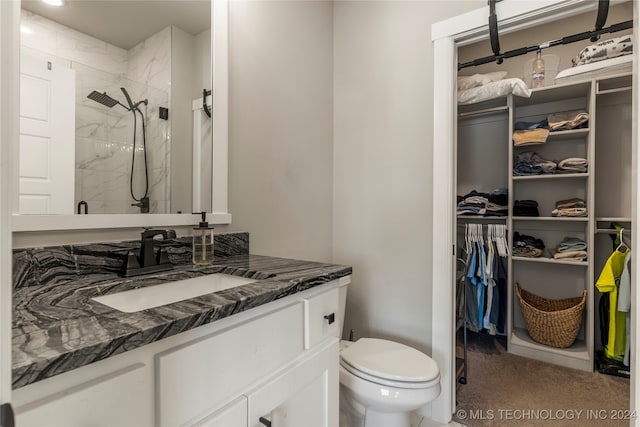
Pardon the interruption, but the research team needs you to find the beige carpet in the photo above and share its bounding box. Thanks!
[454,333,630,427]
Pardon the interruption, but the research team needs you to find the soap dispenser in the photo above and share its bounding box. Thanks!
[193,212,214,266]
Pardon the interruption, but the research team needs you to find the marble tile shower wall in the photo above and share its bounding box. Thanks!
[20,10,171,214]
[13,232,250,290]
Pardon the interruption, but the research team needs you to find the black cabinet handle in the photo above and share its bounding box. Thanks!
[259,416,272,427]
[324,313,335,324]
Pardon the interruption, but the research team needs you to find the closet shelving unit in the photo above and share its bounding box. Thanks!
[456,72,633,374]
[508,79,595,371]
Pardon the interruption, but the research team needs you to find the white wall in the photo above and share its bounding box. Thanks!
[333,0,482,351]
[226,1,334,262]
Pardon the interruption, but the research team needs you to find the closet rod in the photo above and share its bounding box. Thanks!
[595,228,632,235]
[458,105,509,118]
[458,19,632,70]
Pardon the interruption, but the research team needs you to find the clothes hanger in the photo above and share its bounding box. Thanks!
[616,228,629,253]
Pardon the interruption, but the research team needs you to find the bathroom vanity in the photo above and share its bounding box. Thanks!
[11,234,351,427]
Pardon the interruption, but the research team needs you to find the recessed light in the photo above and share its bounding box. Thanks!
[42,0,65,6]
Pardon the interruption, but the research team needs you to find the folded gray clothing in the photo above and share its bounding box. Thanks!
[555,198,586,209]
[557,236,587,252]
[485,202,508,212]
[552,207,588,217]
[548,110,589,131]
[513,247,544,258]
[457,208,486,216]
[464,196,488,205]
[515,151,557,173]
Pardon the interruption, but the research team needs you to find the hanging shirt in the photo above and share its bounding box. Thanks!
[617,250,632,366]
[465,245,481,332]
[596,247,630,359]
[475,242,486,328]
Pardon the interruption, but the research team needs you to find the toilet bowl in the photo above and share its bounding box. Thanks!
[338,337,441,427]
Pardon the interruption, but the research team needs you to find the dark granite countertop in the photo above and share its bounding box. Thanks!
[12,234,351,389]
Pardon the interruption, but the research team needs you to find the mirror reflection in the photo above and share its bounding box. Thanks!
[19,0,212,215]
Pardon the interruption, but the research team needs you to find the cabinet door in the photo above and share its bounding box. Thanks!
[193,397,247,427]
[14,363,153,427]
[157,302,304,427]
[247,339,339,427]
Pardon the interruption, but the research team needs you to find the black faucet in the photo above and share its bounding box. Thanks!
[119,229,176,277]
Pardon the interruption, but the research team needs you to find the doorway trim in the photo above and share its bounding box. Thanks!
[430,1,638,423]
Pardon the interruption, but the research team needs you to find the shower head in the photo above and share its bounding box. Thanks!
[87,90,120,108]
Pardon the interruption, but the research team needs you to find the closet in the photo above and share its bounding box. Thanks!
[455,70,632,373]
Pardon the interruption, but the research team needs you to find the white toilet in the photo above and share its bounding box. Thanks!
[337,287,441,427]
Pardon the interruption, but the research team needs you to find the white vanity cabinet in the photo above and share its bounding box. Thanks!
[12,276,349,427]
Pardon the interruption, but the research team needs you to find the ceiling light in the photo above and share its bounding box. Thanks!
[42,0,65,6]
[20,25,33,34]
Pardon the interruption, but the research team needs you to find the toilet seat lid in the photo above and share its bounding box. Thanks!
[340,338,439,383]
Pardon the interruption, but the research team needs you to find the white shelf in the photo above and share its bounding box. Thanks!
[547,128,590,141]
[512,256,588,266]
[512,216,588,222]
[509,328,592,371]
[457,215,507,221]
[512,173,589,181]
[515,81,591,107]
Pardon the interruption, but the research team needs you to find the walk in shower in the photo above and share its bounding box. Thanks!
[76,62,170,214]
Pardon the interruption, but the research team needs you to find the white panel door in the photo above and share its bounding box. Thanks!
[19,54,75,214]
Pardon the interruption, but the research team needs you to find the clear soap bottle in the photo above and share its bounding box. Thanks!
[532,48,545,88]
[193,212,214,266]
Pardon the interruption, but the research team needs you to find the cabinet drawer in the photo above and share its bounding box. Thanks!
[15,363,153,427]
[304,287,341,349]
[157,302,304,427]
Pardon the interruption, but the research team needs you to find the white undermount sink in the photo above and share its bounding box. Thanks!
[92,273,257,313]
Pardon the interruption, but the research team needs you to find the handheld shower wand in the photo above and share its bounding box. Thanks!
[120,87,148,111]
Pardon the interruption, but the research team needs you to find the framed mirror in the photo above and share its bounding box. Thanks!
[12,0,229,231]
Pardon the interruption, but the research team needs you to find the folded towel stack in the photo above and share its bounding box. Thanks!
[557,157,588,173]
[552,198,587,217]
[553,236,588,262]
[556,236,587,252]
[513,151,557,175]
[513,232,545,258]
[513,200,539,217]
[547,110,589,131]
[513,129,550,146]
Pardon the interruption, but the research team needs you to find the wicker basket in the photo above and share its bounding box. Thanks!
[515,283,587,348]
